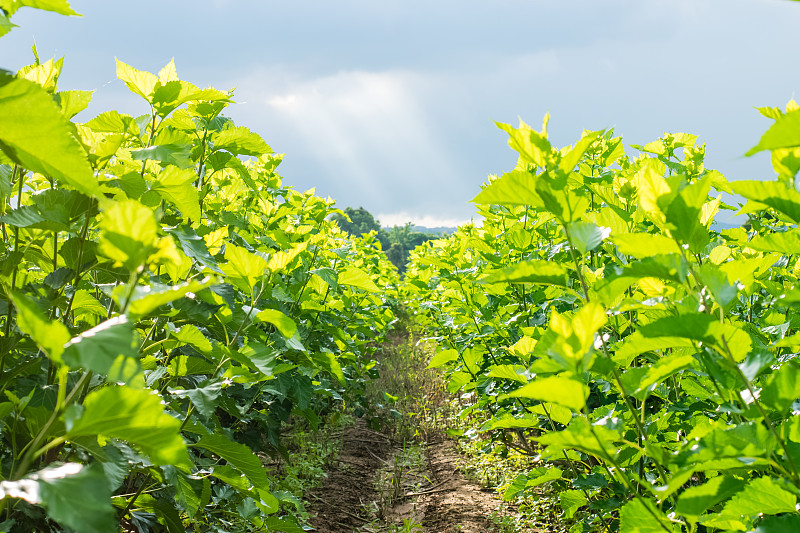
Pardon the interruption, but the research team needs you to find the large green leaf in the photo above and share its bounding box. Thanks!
[761,363,800,412]
[311,351,345,385]
[37,463,116,533]
[97,199,158,270]
[675,475,745,521]
[193,435,276,512]
[151,166,201,222]
[254,308,297,338]
[747,228,800,253]
[55,89,93,119]
[165,226,223,274]
[338,267,379,292]
[559,489,587,519]
[566,220,609,254]
[501,376,588,412]
[0,14,13,38]
[213,126,271,157]
[620,498,673,533]
[9,292,70,363]
[472,171,543,206]
[732,180,800,224]
[115,58,157,101]
[664,175,712,252]
[62,316,138,380]
[0,76,97,196]
[480,260,569,286]
[220,244,267,293]
[0,0,79,16]
[721,476,796,516]
[131,143,193,169]
[746,110,800,156]
[67,386,191,468]
[170,379,222,418]
[427,348,459,369]
[496,118,553,168]
[127,277,218,318]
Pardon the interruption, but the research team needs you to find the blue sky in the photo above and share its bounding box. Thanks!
[5,0,800,226]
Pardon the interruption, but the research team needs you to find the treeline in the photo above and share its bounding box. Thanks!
[331,207,448,272]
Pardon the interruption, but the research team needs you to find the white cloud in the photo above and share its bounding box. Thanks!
[227,66,468,214]
[376,212,475,229]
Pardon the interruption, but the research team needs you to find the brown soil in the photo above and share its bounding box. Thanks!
[308,422,518,533]
[307,419,395,532]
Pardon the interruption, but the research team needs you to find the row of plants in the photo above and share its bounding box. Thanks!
[0,3,400,532]
[403,104,800,531]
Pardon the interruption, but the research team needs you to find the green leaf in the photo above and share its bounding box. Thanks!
[171,379,222,418]
[1,0,79,16]
[613,332,693,367]
[746,110,800,156]
[487,364,528,383]
[67,386,191,468]
[165,226,223,274]
[151,166,201,222]
[127,277,218,319]
[55,89,93,119]
[559,489,587,519]
[559,131,600,173]
[311,351,345,385]
[170,324,212,354]
[721,476,796,516]
[732,180,800,224]
[427,348,459,369]
[482,413,540,432]
[472,171,543,207]
[37,463,115,533]
[566,221,609,254]
[0,13,16,37]
[9,293,69,363]
[63,316,139,381]
[496,118,553,168]
[503,467,562,500]
[84,109,138,135]
[254,308,297,338]
[220,244,268,293]
[163,466,203,517]
[338,267,379,292]
[131,143,193,169]
[622,253,687,283]
[480,260,569,286]
[0,76,98,196]
[98,199,158,270]
[213,126,271,157]
[633,352,695,399]
[115,58,157,101]
[753,515,800,533]
[675,475,746,521]
[747,228,800,253]
[761,363,800,412]
[620,498,673,533]
[194,435,274,503]
[502,376,588,412]
[665,175,712,252]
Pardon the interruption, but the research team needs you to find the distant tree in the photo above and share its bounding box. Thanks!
[331,206,390,249]
[385,244,406,273]
[332,207,440,274]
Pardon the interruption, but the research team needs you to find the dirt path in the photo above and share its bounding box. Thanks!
[308,420,395,532]
[307,422,516,533]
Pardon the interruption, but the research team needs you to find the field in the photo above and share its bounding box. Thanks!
[3,2,800,533]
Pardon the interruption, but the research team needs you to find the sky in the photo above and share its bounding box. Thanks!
[4,0,800,227]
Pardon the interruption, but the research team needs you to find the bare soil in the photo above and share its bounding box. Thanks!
[308,422,516,533]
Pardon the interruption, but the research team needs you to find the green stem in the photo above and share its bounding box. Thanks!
[13,370,91,479]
